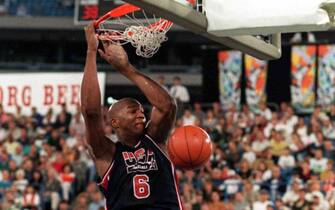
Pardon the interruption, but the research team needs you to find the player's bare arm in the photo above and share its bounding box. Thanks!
[99,43,177,145]
[81,23,115,178]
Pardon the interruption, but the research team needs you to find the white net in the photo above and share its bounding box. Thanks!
[96,11,172,58]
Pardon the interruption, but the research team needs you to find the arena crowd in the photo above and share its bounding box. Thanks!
[1,99,335,210]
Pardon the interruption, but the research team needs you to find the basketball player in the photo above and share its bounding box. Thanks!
[81,23,182,210]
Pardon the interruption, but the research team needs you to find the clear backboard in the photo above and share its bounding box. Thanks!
[121,0,282,60]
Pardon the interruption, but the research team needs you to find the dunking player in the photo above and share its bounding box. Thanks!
[81,23,182,210]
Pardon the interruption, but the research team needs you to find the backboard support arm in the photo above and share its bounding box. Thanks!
[122,0,281,60]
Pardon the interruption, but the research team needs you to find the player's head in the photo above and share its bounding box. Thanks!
[108,98,146,139]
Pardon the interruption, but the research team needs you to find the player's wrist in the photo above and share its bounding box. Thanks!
[87,48,97,54]
[87,43,98,51]
[118,64,135,76]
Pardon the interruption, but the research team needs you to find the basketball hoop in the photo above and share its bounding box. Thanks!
[94,4,173,58]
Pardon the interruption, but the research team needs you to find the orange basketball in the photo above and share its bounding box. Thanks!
[167,125,213,170]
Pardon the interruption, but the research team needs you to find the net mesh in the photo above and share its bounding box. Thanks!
[96,11,172,58]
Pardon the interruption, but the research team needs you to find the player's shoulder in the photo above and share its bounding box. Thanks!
[142,133,160,147]
[143,133,170,160]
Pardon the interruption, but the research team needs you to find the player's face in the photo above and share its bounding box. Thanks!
[120,101,146,135]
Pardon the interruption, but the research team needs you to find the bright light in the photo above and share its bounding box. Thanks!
[107,97,116,105]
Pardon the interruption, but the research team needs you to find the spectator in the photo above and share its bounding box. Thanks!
[292,190,308,210]
[329,104,335,121]
[58,200,71,210]
[251,131,270,157]
[1,189,20,210]
[262,166,287,201]
[0,169,12,195]
[69,111,85,137]
[156,75,168,91]
[193,102,205,123]
[182,182,196,204]
[20,185,41,209]
[202,179,214,202]
[31,106,43,127]
[233,191,249,210]
[241,180,259,206]
[270,131,288,160]
[59,103,72,128]
[30,170,43,192]
[59,164,75,201]
[237,159,252,179]
[313,106,329,122]
[43,108,56,128]
[305,180,323,203]
[203,110,218,131]
[223,173,241,197]
[251,189,273,210]
[72,193,89,210]
[278,148,296,174]
[12,144,24,166]
[297,161,312,182]
[212,102,224,118]
[208,191,225,210]
[321,118,335,140]
[44,168,62,210]
[170,76,190,116]
[310,149,328,174]
[241,143,256,165]
[182,109,197,126]
[8,159,17,180]
[296,117,308,138]
[322,140,335,161]
[264,112,280,138]
[192,191,204,210]
[71,150,88,195]
[54,112,70,134]
[320,160,335,193]
[310,191,329,210]
[4,134,20,156]
[280,102,289,116]
[288,133,306,161]
[312,132,325,150]
[225,142,242,169]
[258,102,272,120]
[48,130,62,151]
[275,198,290,210]
[170,76,190,104]
[87,191,104,210]
[13,169,28,193]
[282,178,302,207]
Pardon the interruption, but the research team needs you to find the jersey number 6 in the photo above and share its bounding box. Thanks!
[133,174,150,199]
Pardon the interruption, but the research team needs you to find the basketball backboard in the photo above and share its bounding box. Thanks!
[121,0,282,60]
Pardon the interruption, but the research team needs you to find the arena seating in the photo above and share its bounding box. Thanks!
[1,101,335,209]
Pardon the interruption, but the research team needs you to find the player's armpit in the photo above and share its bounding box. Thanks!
[84,136,115,178]
[83,113,116,178]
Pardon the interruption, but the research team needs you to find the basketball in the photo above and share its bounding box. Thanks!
[167,125,213,170]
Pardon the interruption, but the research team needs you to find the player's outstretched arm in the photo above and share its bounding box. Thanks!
[99,43,177,144]
[81,23,115,178]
